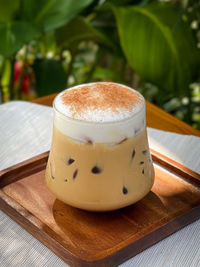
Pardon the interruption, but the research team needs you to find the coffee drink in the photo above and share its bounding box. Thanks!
[45,82,154,211]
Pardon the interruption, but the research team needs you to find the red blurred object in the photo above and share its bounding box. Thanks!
[13,61,21,87]
[13,61,34,95]
[22,75,29,94]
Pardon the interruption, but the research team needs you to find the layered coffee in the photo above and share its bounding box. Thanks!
[46,82,154,211]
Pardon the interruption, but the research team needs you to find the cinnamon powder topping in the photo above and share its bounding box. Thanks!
[59,82,144,122]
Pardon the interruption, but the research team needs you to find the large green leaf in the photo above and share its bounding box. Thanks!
[92,66,124,83]
[55,16,113,50]
[33,59,67,96]
[0,0,19,22]
[0,22,40,57]
[90,10,124,58]
[21,0,93,32]
[113,3,200,94]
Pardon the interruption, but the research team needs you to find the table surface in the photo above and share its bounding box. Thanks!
[1,96,200,267]
[32,94,200,137]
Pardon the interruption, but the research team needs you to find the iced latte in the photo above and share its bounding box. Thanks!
[46,82,154,211]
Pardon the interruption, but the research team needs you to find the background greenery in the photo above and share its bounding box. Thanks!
[0,0,200,128]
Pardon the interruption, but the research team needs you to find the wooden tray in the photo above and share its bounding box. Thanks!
[0,150,200,267]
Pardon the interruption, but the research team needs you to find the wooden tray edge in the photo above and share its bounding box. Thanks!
[1,150,200,266]
[0,152,49,188]
[0,190,87,267]
[1,188,200,267]
[108,204,200,267]
[151,149,200,180]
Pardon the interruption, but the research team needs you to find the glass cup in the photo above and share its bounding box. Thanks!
[45,82,154,211]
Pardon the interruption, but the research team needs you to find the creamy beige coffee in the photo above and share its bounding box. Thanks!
[45,82,154,211]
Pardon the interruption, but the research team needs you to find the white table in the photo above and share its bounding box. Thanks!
[0,101,200,267]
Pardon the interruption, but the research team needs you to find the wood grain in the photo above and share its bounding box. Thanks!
[0,152,200,267]
[32,94,200,137]
[150,149,200,187]
[0,152,48,188]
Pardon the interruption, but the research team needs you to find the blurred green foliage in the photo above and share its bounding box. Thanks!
[0,0,199,128]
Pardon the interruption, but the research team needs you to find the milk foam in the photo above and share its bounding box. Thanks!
[54,82,144,122]
[53,83,145,143]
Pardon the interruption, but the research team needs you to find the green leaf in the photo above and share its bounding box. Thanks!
[21,0,93,32]
[1,59,11,87]
[112,3,200,94]
[92,66,124,83]
[33,59,67,96]
[55,16,113,51]
[0,0,20,22]
[105,0,141,6]
[0,22,41,57]
[90,10,124,57]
